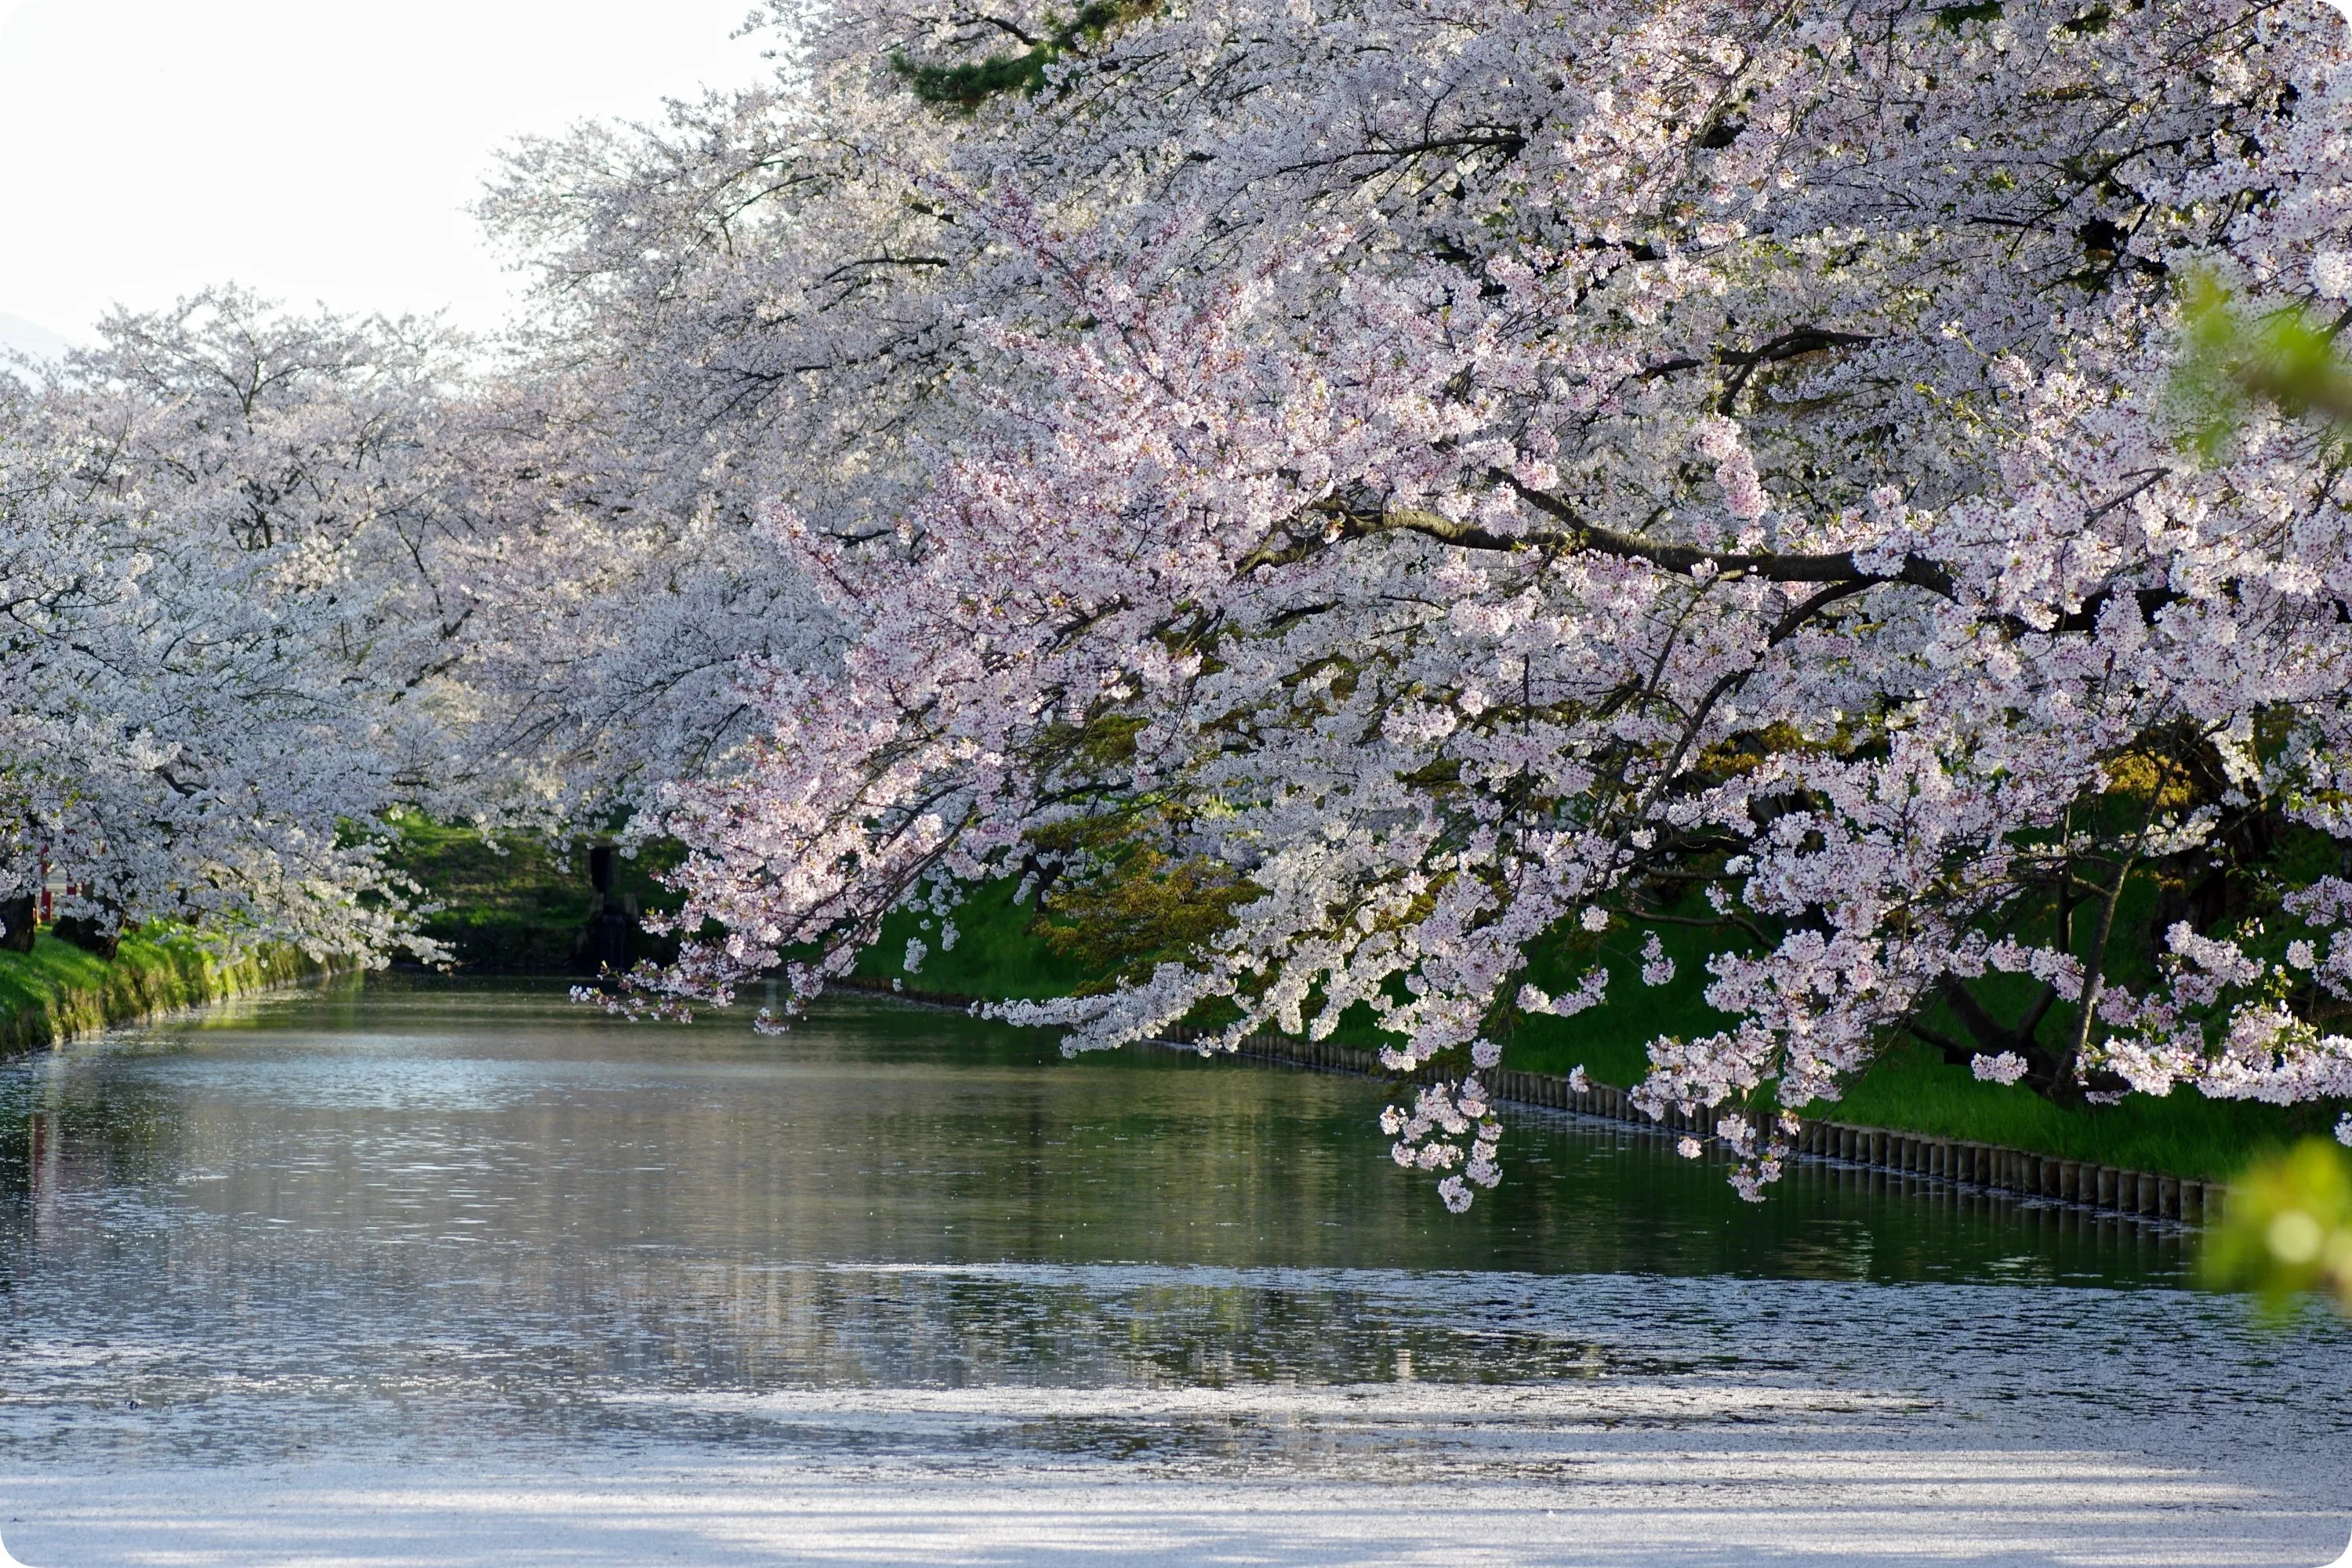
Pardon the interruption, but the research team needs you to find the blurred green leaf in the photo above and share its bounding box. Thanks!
[2201,1138,2352,1320]
[2172,270,2352,459]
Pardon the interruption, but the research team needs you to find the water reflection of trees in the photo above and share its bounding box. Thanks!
[0,984,2187,1405]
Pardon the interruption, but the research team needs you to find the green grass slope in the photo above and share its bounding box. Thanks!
[851,877,1096,1000]
[383,818,682,972]
[0,929,327,1054]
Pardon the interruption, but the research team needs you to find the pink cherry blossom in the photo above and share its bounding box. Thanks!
[473,0,2352,1205]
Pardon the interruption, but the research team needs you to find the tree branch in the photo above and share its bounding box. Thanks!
[1239,481,1959,603]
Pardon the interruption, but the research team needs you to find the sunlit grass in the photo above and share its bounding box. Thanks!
[852,877,1095,1000]
[0,929,318,1051]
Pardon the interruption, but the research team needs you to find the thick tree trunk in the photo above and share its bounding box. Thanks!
[0,895,35,954]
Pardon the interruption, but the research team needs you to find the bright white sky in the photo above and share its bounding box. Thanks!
[0,1,773,343]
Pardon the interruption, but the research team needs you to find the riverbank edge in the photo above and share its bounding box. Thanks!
[0,933,344,1057]
[835,975,2215,1229]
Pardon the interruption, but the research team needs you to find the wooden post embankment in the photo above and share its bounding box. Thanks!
[839,978,2220,1227]
[1168,1022,2218,1228]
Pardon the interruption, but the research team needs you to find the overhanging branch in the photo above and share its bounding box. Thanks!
[1238,477,1958,601]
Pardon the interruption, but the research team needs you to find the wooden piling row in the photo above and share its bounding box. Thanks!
[840,982,2217,1229]
[1174,1023,2215,1228]
[1780,1120,2211,1224]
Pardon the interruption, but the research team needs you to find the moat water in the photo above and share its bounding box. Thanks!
[0,975,2345,1566]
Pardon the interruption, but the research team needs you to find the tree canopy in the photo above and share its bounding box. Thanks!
[9,0,2352,1206]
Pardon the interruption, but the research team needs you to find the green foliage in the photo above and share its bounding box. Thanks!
[2172,270,2352,458]
[894,48,1054,107]
[851,806,1257,999]
[1933,2,2006,29]
[891,2,1156,110]
[0,929,326,1053]
[378,816,682,971]
[1040,848,1254,993]
[2201,1138,2352,1319]
[854,876,1098,999]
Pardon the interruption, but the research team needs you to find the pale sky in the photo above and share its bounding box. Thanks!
[0,1,775,344]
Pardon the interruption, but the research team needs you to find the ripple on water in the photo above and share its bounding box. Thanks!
[0,975,2338,1479]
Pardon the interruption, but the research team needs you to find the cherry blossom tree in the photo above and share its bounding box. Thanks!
[462,64,921,819]
[524,0,2352,1203]
[0,289,475,958]
[437,358,845,826]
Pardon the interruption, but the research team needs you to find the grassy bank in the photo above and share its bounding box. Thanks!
[0,929,332,1054]
[383,818,681,972]
[0,809,680,1047]
[853,881,2330,1183]
[851,878,1097,999]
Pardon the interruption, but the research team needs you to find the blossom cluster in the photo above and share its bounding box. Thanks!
[1381,1080,1503,1212]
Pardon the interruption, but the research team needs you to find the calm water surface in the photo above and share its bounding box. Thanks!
[0,975,2339,1472]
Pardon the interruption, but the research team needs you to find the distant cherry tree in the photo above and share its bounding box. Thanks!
[0,290,473,958]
